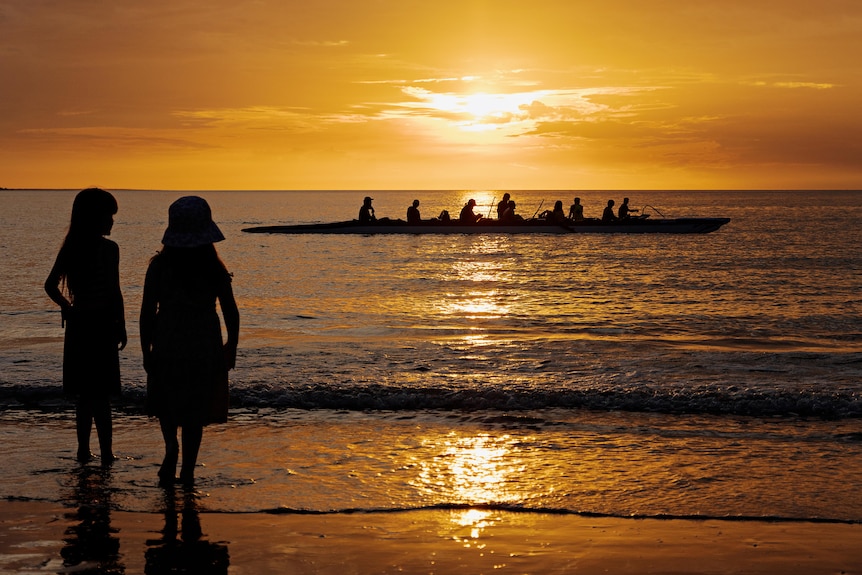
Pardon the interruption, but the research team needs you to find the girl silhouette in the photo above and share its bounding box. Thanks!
[45,188,127,464]
[140,196,239,487]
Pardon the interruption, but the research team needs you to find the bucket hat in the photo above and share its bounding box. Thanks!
[161,196,225,247]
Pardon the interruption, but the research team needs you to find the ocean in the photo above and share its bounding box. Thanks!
[1,189,861,523]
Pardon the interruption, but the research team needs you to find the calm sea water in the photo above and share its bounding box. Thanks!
[1,190,861,521]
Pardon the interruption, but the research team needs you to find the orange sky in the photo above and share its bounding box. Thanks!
[1,1,860,190]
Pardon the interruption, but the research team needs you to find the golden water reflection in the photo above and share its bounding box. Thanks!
[444,289,510,319]
[452,508,496,546]
[413,432,526,544]
[437,236,518,322]
[415,433,524,502]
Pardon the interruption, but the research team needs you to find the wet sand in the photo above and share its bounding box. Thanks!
[2,500,859,574]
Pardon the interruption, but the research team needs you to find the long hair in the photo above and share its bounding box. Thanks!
[58,188,118,298]
[67,188,117,241]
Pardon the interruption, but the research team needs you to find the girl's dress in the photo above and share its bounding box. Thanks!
[58,237,123,398]
[144,255,231,425]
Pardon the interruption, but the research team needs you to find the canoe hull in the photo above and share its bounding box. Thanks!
[243,217,730,235]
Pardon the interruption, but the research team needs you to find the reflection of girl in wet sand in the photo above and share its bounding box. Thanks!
[45,188,127,464]
[61,466,124,572]
[145,490,229,573]
[140,196,239,487]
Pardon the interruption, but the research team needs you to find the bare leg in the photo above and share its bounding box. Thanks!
[179,424,203,486]
[75,400,93,462]
[92,397,114,465]
[158,417,179,486]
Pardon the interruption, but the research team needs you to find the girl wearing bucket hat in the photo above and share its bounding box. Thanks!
[140,196,239,487]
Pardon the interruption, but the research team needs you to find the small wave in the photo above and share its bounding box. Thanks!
[211,381,862,418]
[3,495,857,525]
[2,380,861,419]
[258,502,861,525]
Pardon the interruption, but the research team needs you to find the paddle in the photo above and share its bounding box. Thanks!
[530,199,545,220]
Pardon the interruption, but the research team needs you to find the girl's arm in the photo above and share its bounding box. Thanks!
[218,278,240,371]
[139,263,158,373]
[108,241,128,350]
[44,250,72,323]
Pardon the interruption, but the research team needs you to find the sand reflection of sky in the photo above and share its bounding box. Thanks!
[452,508,496,548]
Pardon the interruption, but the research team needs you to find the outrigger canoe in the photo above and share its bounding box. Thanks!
[243,216,730,235]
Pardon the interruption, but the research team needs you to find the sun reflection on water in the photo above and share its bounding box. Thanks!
[411,432,526,548]
[451,508,496,547]
[437,235,519,321]
[444,290,510,318]
[413,433,524,505]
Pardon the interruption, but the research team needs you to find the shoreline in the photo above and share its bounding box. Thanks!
[2,500,860,574]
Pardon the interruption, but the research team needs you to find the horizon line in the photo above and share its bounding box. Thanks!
[3,187,861,193]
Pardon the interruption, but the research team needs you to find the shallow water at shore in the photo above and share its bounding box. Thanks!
[3,408,862,523]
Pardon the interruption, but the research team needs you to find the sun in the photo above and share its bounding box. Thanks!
[455,92,539,131]
[461,93,516,117]
[403,87,544,133]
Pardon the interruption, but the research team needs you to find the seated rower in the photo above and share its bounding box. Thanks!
[568,197,584,221]
[407,199,421,223]
[618,197,639,219]
[500,200,525,223]
[602,199,618,222]
[359,196,377,223]
[459,199,483,223]
[540,200,567,224]
[496,193,511,220]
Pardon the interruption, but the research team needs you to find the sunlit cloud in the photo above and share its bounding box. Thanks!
[57,110,98,117]
[173,106,368,132]
[16,126,210,151]
[773,82,835,90]
[746,80,836,89]
[358,75,482,85]
[290,39,350,48]
[379,84,661,137]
